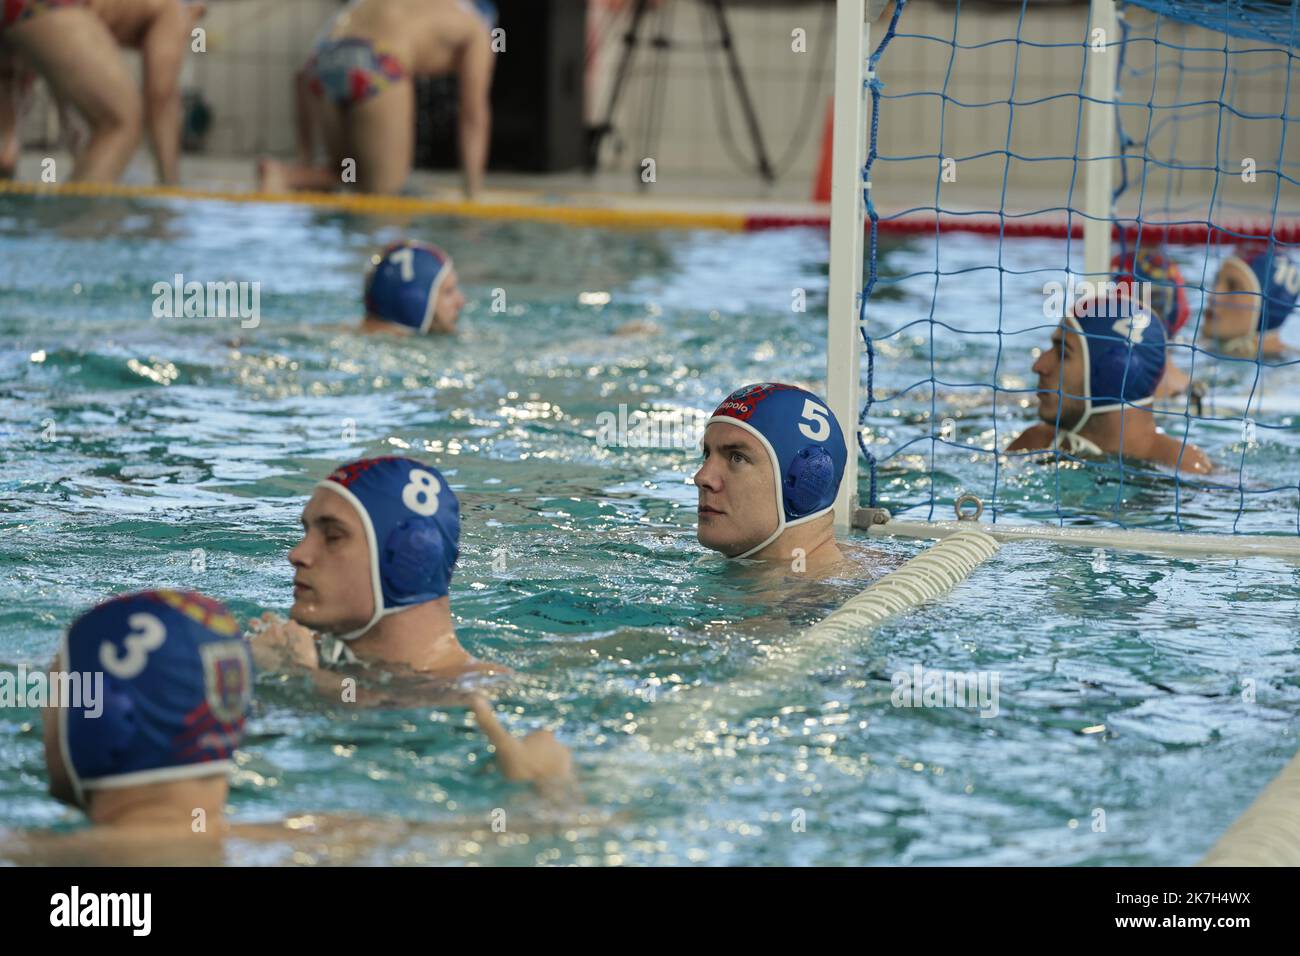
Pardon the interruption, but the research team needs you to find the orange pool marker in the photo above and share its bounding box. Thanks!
[812,96,834,203]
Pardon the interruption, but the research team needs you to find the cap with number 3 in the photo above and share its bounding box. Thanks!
[317,456,461,640]
[707,383,848,558]
[61,590,250,808]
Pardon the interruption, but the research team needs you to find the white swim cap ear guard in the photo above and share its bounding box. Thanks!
[706,383,848,559]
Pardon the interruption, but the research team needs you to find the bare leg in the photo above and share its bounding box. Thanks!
[256,87,345,193]
[294,67,318,166]
[345,79,414,195]
[0,67,20,177]
[8,9,141,183]
[257,157,344,192]
[140,0,205,185]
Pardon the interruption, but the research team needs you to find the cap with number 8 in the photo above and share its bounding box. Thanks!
[317,456,461,640]
[707,383,848,559]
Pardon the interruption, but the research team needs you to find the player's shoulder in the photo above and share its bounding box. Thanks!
[1007,422,1054,451]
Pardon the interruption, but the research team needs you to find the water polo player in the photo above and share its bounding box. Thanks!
[1199,246,1299,359]
[1111,248,1194,397]
[9,588,567,863]
[360,239,465,335]
[40,589,251,840]
[1008,286,1212,474]
[694,383,860,572]
[247,455,573,785]
[251,455,491,675]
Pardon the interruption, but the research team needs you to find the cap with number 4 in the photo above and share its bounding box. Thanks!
[707,383,847,558]
[317,456,461,640]
[1064,286,1167,430]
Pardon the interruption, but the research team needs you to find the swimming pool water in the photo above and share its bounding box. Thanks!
[1,195,1297,865]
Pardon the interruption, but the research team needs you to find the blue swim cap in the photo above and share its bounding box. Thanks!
[59,590,250,808]
[363,240,453,334]
[1063,287,1166,430]
[317,456,460,640]
[707,383,847,559]
[471,0,498,29]
[1221,246,1300,332]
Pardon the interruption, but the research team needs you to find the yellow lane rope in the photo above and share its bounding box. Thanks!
[0,179,749,231]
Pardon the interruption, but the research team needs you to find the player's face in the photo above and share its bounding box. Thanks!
[693,422,779,557]
[41,665,77,807]
[288,490,375,632]
[1202,259,1258,341]
[1032,325,1087,428]
[430,267,465,334]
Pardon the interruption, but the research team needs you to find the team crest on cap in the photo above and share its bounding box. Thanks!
[200,640,251,723]
[325,455,409,489]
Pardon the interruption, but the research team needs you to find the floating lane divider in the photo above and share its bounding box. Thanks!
[6,180,1293,239]
[0,179,748,232]
[645,498,1000,749]
[1200,750,1300,866]
[804,524,999,641]
[861,514,1300,561]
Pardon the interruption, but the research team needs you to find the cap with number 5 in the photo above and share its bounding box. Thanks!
[317,456,461,640]
[59,590,251,808]
[707,383,848,558]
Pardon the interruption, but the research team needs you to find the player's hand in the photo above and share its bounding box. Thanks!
[469,695,574,785]
[246,612,320,671]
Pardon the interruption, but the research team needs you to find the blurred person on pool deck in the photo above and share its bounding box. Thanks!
[1007,284,1212,475]
[0,0,140,182]
[83,0,208,185]
[694,383,887,577]
[257,0,497,198]
[9,590,571,864]
[361,239,465,336]
[1198,245,1299,361]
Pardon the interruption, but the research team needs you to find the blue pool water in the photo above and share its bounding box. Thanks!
[0,194,1297,865]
